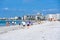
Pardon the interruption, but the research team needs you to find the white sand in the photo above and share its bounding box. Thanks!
[0,21,60,40]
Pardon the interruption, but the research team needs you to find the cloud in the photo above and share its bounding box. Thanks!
[2,8,25,11]
[42,9,59,12]
[48,9,57,11]
[32,10,40,12]
[3,8,8,10]
[42,10,46,11]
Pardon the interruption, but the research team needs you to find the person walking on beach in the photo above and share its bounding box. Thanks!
[12,21,15,25]
[22,21,26,28]
[6,22,10,26]
[19,23,21,25]
[27,21,30,29]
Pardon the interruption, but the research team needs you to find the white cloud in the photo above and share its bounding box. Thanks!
[42,9,58,12]
[2,8,25,11]
[42,10,46,11]
[3,8,8,10]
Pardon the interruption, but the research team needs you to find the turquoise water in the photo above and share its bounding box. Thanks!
[0,20,22,26]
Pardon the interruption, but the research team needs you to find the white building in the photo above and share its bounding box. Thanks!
[22,13,45,20]
[14,16,18,19]
[23,15,27,20]
[46,14,60,21]
[56,14,60,20]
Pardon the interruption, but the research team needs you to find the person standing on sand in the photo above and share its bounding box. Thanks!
[22,21,26,27]
[12,21,15,25]
[19,23,21,25]
[27,21,30,29]
[6,22,10,26]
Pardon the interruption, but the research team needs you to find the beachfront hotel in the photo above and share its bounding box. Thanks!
[23,15,36,20]
[22,13,45,21]
[0,13,60,21]
[46,13,60,21]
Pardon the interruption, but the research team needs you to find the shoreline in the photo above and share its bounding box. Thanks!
[0,20,39,34]
[0,21,60,34]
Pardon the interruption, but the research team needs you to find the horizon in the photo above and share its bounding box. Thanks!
[0,0,60,18]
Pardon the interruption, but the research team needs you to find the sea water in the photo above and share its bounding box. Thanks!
[0,20,22,26]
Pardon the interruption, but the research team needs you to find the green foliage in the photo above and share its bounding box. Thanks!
[28,18,35,20]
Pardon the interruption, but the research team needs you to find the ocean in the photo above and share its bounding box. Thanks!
[0,20,22,26]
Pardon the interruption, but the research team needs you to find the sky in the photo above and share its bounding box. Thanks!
[0,0,60,18]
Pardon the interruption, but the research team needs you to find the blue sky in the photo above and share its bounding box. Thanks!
[0,0,60,18]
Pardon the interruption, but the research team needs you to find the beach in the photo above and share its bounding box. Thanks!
[0,21,60,40]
